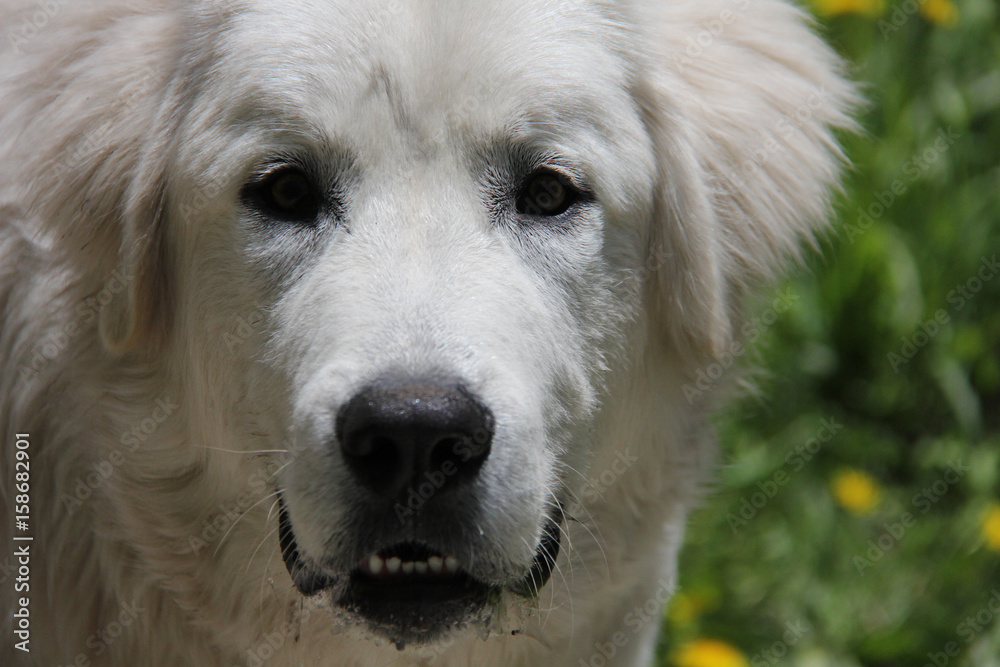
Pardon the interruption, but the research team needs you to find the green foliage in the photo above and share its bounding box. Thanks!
[659,1,1000,664]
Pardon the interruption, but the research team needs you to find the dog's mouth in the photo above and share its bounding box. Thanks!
[338,542,499,642]
[348,542,487,604]
[276,494,563,644]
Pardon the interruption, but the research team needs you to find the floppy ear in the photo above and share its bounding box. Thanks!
[633,0,858,359]
[633,85,734,359]
[98,167,170,352]
[6,7,177,352]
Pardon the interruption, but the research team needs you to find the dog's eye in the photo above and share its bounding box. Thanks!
[249,168,321,223]
[515,170,579,217]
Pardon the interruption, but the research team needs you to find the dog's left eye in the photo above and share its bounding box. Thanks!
[247,168,322,223]
[515,169,580,217]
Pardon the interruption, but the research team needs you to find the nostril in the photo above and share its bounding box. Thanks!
[426,430,491,484]
[428,436,462,474]
[336,382,494,500]
[429,433,491,494]
[339,432,402,496]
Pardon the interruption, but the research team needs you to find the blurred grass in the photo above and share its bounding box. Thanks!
[658,0,1000,665]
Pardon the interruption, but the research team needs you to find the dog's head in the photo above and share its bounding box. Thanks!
[15,0,855,647]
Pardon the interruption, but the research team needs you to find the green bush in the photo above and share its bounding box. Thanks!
[659,1,1000,665]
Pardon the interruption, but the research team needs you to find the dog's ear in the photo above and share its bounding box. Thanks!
[633,0,858,359]
[633,93,733,359]
[8,9,176,353]
[98,167,170,352]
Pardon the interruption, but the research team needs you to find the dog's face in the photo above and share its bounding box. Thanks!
[154,0,656,644]
[13,0,853,652]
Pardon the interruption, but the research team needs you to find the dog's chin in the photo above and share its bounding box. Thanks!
[336,570,501,646]
[276,494,563,647]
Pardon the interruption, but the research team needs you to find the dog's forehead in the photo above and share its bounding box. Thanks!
[207,0,643,156]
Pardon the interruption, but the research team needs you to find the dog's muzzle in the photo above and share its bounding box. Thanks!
[275,380,563,645]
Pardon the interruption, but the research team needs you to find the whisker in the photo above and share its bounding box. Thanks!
[551,559,574,642]
[559,461,609,504]
[265,460,293,481]
[542,491,576,638]
[196,445,291,455]
[259,545,279,627]
[554,472,612,582]
[518,535,566,619]
[214,490,279,558]
[246,500,281,573]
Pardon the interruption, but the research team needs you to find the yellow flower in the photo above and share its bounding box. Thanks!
[831,469,882,514]
[920,0,959,25]
[675,638,749,667]
[982,503,1000,552]
[811,0,885,17]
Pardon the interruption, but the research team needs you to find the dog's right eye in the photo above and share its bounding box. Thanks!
[515,169,581,218]
[246,168,322,223]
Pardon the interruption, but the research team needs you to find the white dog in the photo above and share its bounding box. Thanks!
[0,0,855,664]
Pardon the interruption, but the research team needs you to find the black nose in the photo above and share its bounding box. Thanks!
[336,383,494,499]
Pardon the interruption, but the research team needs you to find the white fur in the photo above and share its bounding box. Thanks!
[0,0,856,665]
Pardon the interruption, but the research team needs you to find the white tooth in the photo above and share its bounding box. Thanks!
[402,561,414,575]
[368,554,384,575]
[444,556,459,574]
[414,561,428,575]
[428,556,443,574]
[386,557,401,575]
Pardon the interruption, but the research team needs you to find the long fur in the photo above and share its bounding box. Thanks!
[0,1,856,665]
